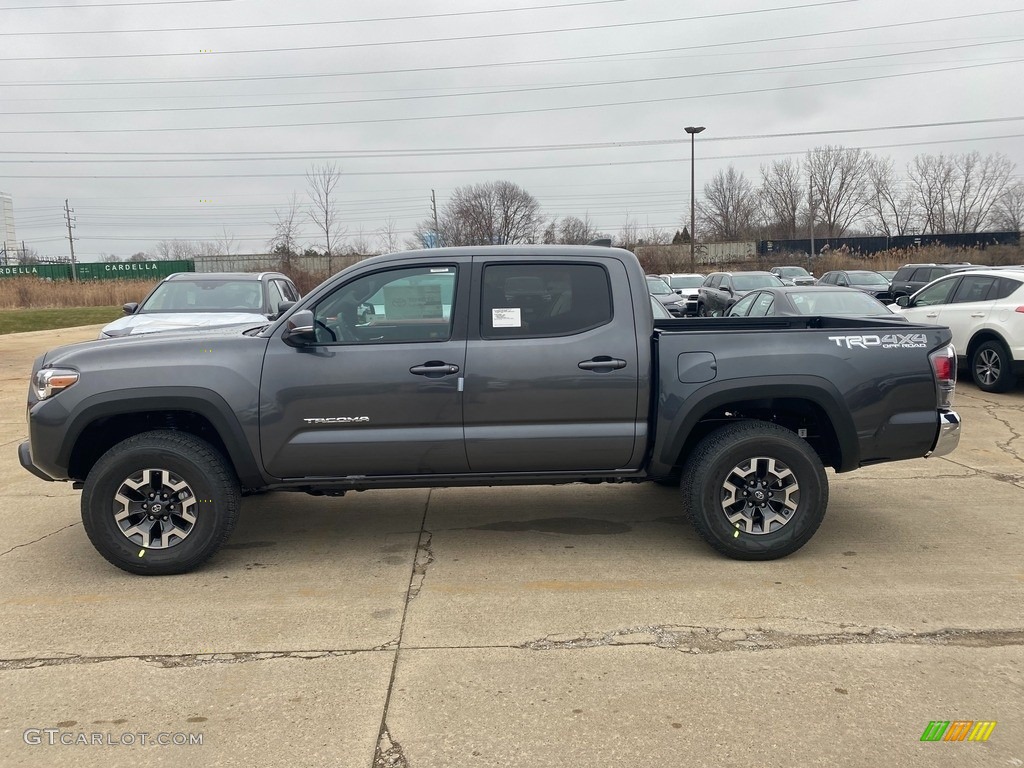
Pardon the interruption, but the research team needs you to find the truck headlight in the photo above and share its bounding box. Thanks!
[34,368,79,400]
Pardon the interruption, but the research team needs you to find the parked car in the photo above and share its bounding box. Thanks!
[100,272,300,339]
[658,273,704,316]
[646,275,687,317]
[726,286,906,320]
[697,271,785,316]
[816,270,893,301]
[770,266,816,286]
[892,268,1024,392]
[20,244,959,574]
[889,262,975,300]
[650,295,673,319]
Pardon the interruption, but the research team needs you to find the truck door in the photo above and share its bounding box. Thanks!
[462,256,641,472]
[259,260,470,478]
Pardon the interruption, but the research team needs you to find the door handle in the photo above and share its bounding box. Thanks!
[925,313,939,318]
[578,356,627,371]
[970,313,985,318]
[410,361,460,376]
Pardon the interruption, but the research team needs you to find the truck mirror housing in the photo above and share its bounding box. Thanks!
[122,302,139,315]
[282,309,316,346]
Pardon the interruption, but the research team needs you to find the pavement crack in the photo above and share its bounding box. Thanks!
[407,530,434,601]
[374,723,409,768]
[518,624,1024,654]
[0,648,372,671]
[981,402,1024,464]
[939,457,1024,489]
[0,522,80,560]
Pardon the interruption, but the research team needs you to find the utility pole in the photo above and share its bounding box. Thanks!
[684,126,705,273]
[64,199,78,281]
[807,167,815,272]
[430,189,440,247]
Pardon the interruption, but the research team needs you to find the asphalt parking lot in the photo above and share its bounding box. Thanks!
[0,325,1021,767]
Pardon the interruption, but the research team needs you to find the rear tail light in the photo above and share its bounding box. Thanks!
[1015,306,1024,313]
[929,344,956,409]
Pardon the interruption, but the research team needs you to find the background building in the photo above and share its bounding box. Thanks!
[0,192,16,262]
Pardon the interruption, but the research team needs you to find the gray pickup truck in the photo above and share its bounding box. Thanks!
[20,245,961,575]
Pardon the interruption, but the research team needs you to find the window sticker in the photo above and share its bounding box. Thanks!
[491,307,522,327]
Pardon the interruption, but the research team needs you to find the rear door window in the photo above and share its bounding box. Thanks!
[480,263,612,339]
[950,276,997,304]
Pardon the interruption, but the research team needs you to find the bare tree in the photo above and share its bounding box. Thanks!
[542,219,558,244]
[376,217,401,253]
[268,193,303,265]
[805,146,871,237]
[306,162,343,267]
[558,214,601,244]
[993,181,1024,232]
[697,165,760,241]
[908,151,1015,233]
[217,227,237,256]
[615,214,640,251]
[153,239,200,260]
[428,180,542,246]
[759,158,804,239]
[865,155,917,236]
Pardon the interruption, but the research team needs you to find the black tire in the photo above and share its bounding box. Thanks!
[697,303,707,317]
[680,421,828,560]
[81,430,241,575]
[971,339,1016,393]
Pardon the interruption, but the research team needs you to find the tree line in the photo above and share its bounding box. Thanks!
[701,146,1022,243]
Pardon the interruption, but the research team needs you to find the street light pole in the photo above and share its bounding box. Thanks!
[684,126,705,273]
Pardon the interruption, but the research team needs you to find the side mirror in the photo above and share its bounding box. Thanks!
[122,302,139,315]
[282,309,316,346]
[723,286,733,294]
[896,296,910,308]
[357,301,376,325]
[272,300,296,320]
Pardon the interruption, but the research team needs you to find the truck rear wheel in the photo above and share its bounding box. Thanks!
[681,421,828,560]
[81,430,240,575]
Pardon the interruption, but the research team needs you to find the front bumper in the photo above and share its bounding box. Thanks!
[926,411,961,458]
[18,440,54,482]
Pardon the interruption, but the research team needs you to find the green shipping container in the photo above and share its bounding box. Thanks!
[0,263,72,280]
[0,260,193,281]
[76,260,195,280]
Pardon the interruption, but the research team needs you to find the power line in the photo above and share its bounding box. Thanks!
[0,1,885,62]
[3,131,1021,179]
[4,33,1016,89]
[2,116,1022,161]
[1,0,240,9]
[0,0,625,35]
[3,57,1020,135]
[6,40,1021,118]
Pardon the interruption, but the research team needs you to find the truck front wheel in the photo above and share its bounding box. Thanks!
[81,430,241,575]
[681,421,828,560]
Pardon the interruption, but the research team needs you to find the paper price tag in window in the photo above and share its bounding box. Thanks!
[492,307,521,328]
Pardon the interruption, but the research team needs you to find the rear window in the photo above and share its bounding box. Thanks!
[667,275,704,289]
[788,290,891,315]
[732,274,784,291]
[993,277,1023,300]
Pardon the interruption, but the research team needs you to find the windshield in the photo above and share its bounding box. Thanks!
[646,276,673,295]
[732,274,785,291]
[777,267,810,277]
[141,279,264,313]
[848,271,889,286]
[667,275,703,289]
[787,290,892,316]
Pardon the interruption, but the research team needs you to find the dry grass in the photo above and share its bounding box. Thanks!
[0,279,158,310]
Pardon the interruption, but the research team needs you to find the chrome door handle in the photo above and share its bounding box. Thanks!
[970,313,986,318]
[578,357,627,371]
[925,313,939,318]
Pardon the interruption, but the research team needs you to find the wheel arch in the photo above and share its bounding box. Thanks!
[654,378,858,476]
[965,328,1011,362]
[64,389,266,488]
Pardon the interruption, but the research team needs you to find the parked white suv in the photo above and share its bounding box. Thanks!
[893,268,1024,392]
[658,273,704,316]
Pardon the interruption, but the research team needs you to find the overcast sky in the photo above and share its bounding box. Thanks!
[2,0,1022,260]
